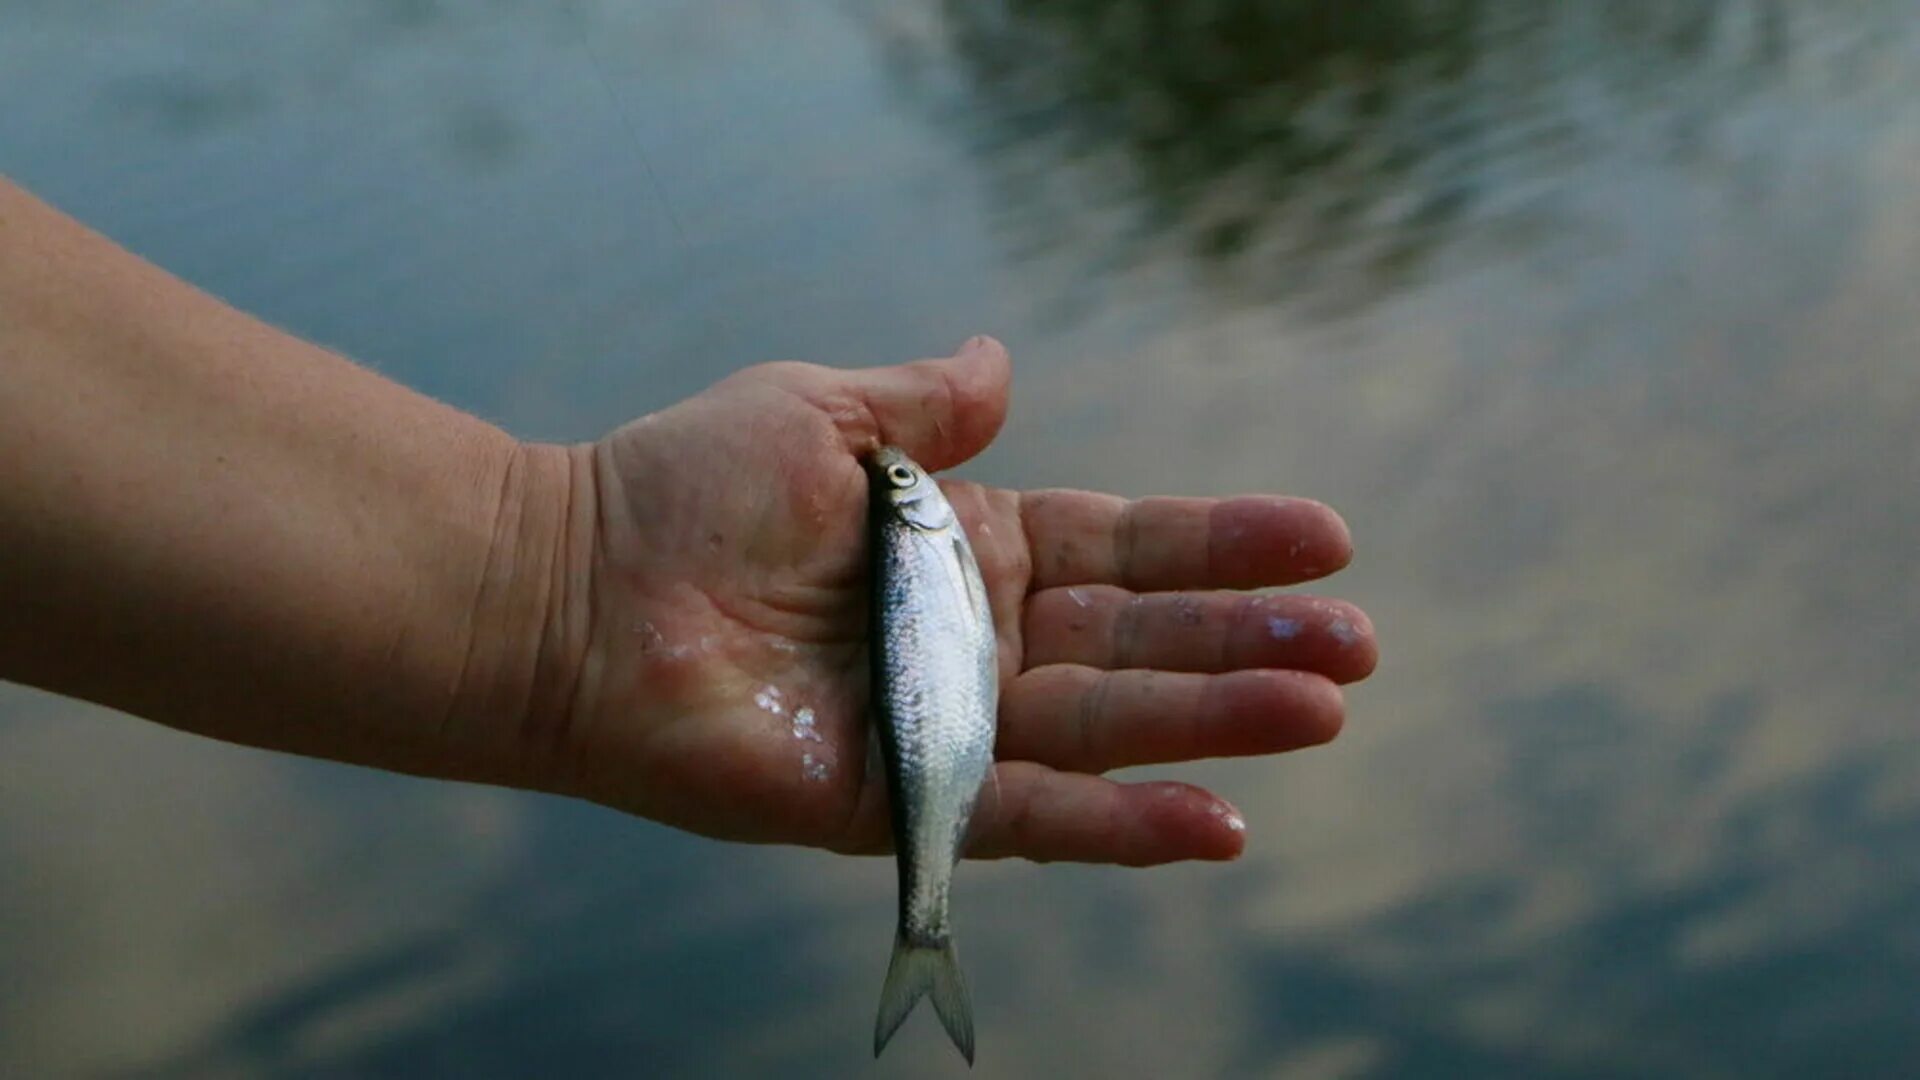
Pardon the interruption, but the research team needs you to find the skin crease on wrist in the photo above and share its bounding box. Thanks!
[0,177,1378,867]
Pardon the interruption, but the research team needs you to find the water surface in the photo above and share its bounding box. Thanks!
[4,2,1919,1076]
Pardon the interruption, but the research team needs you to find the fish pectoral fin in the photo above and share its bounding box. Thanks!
[953,533,991,624]
[873,933,975,1065]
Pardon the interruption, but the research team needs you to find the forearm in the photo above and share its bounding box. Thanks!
[0,177,585,785]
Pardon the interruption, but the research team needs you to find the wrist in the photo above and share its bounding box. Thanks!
[439,439,600,792]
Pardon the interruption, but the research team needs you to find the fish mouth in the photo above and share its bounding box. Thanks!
[866,445,911,472]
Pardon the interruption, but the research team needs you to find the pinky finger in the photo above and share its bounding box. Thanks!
[964,761,1247,866]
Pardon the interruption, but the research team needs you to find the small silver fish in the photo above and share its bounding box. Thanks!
[866,446,998,1066]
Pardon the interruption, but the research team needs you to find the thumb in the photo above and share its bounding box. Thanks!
[844,335,1011,472]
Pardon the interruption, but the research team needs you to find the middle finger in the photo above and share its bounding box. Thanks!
[1024,585,1377,682]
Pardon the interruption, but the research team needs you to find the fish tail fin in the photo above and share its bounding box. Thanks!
[873,932,975,1065]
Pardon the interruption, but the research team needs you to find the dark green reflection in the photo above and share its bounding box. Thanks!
[928,1,1794,312]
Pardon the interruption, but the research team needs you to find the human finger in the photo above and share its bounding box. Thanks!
[1019,490,1351,592]
[963,762,1246,865]
[997,665,1344,774]
[1023,586,1377,683]
[844,336,1012,470]
[825,757,1253,865]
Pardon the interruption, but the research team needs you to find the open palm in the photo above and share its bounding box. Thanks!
[550,338,1375,865]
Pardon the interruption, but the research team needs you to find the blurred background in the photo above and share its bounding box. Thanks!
[4,2,1919,1076]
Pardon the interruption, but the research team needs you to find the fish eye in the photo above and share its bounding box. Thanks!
[887,464,916,487]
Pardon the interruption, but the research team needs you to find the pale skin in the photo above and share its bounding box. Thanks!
[0,177,1377,866]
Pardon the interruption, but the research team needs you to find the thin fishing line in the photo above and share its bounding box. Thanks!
[564,9,745,355]
[569,14,692,248]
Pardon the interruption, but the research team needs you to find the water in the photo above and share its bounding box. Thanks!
[4,2,1919,1075]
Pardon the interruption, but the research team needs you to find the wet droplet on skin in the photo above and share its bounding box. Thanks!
[1205,799,1247,832]
[801,752,831,782]
[1267,615,1302,641]
[1328,618,1359,646]
[1173,597,1203,626]
[754,686,785,716]
[633,621,666,653]
[637,622,709,662]
[792,706,822,743]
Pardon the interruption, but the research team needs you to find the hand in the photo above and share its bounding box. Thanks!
[538,337,1376,865]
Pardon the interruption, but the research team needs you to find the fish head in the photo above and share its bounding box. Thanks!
[867,446,955,532]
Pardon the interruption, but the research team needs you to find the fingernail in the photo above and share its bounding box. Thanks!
[955,334,998,359]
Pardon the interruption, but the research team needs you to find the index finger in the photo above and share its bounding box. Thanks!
[1018,490,1352,592]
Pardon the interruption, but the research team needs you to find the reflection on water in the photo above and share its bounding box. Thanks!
[903,1,1834,318]
[5,1,1920,1076]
